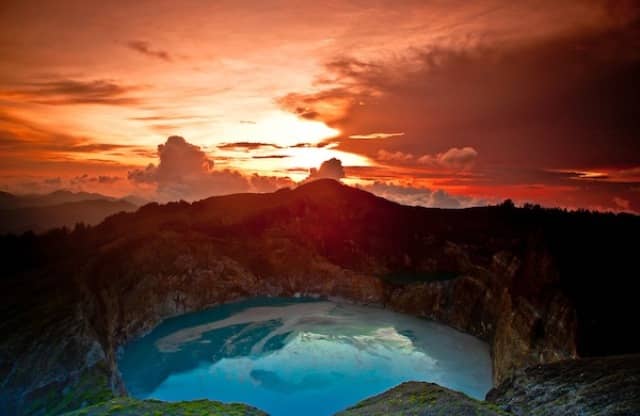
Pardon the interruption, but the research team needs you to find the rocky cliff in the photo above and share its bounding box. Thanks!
[337,355,640,416]
[487,355,640,415]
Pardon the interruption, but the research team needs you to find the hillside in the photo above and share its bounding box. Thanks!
[0,190,123,210]
[0,191,138,234]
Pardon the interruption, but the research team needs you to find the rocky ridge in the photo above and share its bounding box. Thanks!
[487,355,640,415]
[336,381,509,416]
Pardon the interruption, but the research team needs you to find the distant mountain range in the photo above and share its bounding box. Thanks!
[0,190,142,234]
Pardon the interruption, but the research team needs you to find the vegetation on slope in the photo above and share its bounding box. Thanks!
[61,398,267,416]
[336,381,510,416]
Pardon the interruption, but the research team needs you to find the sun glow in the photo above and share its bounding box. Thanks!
[259,112,340,146]
[281,147,369,169]
[219,144,373,182]
[210,111,340,148]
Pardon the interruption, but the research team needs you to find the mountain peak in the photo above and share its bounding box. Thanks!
[291,179,397,210]
[294,178,348,193]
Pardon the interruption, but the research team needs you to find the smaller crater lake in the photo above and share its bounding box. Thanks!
[119,298,492,416]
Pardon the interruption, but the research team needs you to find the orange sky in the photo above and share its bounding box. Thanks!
[1,1,638,211]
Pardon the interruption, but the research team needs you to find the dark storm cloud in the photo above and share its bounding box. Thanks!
[279,17,640,170]
[278,11,639,212]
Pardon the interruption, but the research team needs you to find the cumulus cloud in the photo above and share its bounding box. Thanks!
[377,149,414,162]
[417,147,478,170]
[128,136,294,201]
[375,146,478,170]
[132,135,213,181]
[362,182,484,209]
[71,174,122,185]
[250,174,295,193]
[300,157,485,209]
[305,158,345,182]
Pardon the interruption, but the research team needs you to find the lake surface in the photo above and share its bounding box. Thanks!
[119,297,492,415]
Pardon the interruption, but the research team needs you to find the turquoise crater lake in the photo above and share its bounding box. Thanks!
[119,298,492,415]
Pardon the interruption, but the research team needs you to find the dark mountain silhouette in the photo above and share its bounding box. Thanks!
[0,190,121,209]
[0,190,138,234]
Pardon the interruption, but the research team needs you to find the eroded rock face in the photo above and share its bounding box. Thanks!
[91,240,576,386]
[492,291,577,384]
[386,248,577,384]
[0,299,112,415]
[487,355,640,416]
[338,355,640,416]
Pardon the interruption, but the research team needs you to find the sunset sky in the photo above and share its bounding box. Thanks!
[1,1,638,211]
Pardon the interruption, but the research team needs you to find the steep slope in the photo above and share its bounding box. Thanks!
[487,355,640,415]
[0,190,120,210]
[0,199,138,234]
[0,190,139,234]
[61,397,267,416]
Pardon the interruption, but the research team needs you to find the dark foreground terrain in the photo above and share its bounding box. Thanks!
[1,179,639,415]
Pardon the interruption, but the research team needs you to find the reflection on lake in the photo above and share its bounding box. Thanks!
[119,298,492,416]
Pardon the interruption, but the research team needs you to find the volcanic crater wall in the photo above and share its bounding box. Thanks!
[85,236,576,395]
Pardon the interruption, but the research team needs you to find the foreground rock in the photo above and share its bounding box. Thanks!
[336,382,509,416]
[61,397,267,416]
[338,355,640,416]
[57,355,640,416]
[487,355,640,415]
